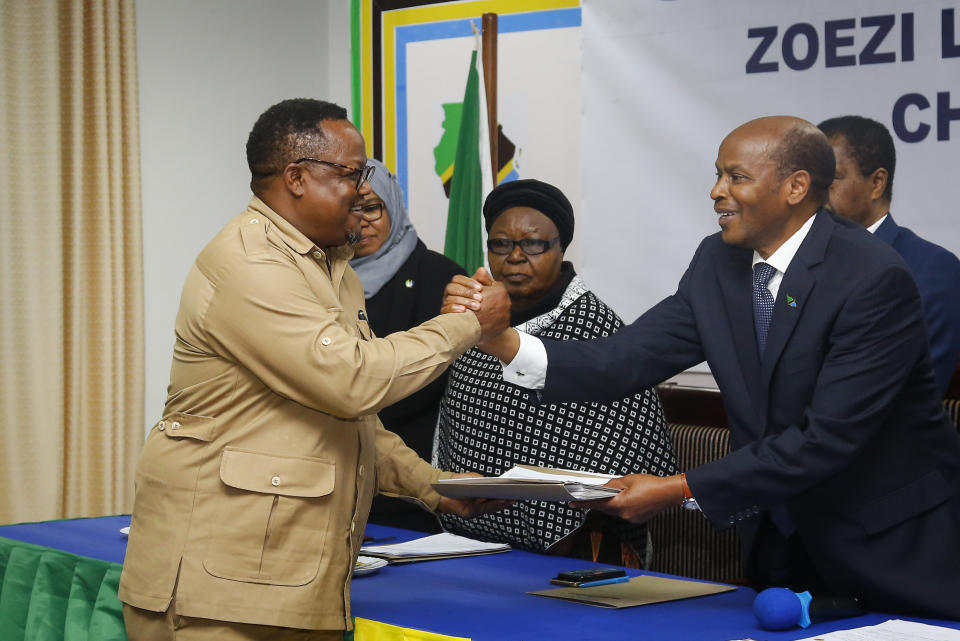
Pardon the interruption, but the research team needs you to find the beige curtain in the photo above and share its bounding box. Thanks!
[0,0,143,524]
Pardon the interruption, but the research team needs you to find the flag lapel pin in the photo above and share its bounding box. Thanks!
[786,295,798,308]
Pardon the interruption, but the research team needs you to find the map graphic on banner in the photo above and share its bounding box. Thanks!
[435,106,519,197]
[373,2,582,265]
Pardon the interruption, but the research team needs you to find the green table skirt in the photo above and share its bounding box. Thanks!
[0,533,445,641]
[0,536,126,641]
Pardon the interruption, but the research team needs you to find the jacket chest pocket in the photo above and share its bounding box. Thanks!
[203,448,336,586]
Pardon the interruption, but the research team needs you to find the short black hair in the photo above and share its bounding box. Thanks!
[246,98,348,179]
[818,115,895,201]
[773,124,836,206]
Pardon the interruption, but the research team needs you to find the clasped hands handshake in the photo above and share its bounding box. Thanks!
[441,267,521,361]
[437,268,686,524]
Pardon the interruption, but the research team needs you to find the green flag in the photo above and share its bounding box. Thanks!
[443,50,485,274]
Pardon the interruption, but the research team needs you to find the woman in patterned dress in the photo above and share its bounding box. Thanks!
[434,179,678,567]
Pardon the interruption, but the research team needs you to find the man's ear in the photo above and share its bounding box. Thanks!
[869,167,889,202]
[283,163,307,197]
[783,170,811,206]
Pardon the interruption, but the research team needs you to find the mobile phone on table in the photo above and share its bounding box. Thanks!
[550,568,627,587]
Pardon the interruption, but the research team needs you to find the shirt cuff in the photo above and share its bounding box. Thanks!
[501,331,547,389]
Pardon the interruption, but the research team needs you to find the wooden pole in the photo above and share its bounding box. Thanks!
[481,13,498,183]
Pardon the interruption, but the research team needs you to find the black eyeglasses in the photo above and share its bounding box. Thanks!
[293,157,375,191]
[350,202,384,222]
[487,237,561,256]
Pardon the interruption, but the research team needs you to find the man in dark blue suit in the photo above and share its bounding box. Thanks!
[818,115,960,398]
[444,116,960,619]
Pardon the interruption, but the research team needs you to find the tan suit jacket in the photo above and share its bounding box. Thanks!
[118,197,480,630]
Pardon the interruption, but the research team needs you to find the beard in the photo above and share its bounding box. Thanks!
[346,230,362,245]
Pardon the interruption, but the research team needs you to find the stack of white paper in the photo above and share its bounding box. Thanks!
[360,532,510,564]
[433,465,621,501]
[793,618,960,640]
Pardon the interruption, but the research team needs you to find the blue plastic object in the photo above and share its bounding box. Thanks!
[753,587,813,630]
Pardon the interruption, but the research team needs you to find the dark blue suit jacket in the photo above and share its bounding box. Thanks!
[875,215,960,397]
[538,211,960,618]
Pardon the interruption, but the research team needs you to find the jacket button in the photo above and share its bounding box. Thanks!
[321,337,332,346]
[249,218,258,224]
[157,421,166,431]
[171,421,181,430]
[358,465,364,477]
[313,250,323,260]
[271,476,281,487]
[351,522,356,533]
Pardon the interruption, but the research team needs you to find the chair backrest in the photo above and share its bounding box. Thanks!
[944,398,960,432]
[647,423,744,584]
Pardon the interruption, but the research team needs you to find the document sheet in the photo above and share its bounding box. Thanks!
[791,619,960,641]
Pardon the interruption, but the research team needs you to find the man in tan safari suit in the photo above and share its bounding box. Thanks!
[118,99,510,640]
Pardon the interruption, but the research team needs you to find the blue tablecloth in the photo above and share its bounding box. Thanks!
[1,516,958,641]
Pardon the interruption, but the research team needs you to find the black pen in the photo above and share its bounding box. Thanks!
[362,535,396,544]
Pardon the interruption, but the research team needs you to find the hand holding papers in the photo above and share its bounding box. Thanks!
[568,472,688,524]
[435,471,516,518]
[433,465,622,502]
[360,532,510,564]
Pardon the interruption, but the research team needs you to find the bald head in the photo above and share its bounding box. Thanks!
[726,116,835,207]
[729,115,810,137]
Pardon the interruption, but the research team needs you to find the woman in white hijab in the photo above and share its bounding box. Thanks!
[350,158,466,532]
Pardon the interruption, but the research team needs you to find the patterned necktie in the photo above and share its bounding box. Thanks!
[754,261,796,536]
[753,262,776,354]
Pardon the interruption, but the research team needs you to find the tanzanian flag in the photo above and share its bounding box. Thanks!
[442,50,486,274]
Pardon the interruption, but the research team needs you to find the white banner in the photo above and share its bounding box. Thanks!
[581,0,959,324]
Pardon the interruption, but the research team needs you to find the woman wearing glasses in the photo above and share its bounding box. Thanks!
[350,158,466,533]
[434,179,677,567]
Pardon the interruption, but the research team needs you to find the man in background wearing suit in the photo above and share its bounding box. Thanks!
[119,99,510,640]
[446,116,960,619]
[818,115,960,398]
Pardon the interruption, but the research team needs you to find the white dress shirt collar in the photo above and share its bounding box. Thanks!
[866,213,888,234]
[751,213,816,274]
[751,213,817,299]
